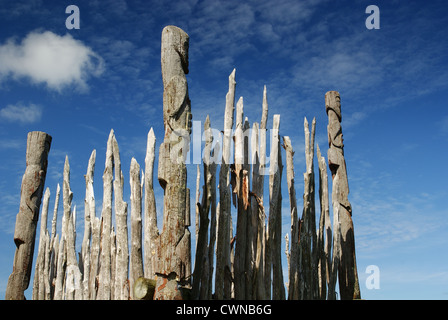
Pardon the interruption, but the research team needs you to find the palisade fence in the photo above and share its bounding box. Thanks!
[5,26,361,300]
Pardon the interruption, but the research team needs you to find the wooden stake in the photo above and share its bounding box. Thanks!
[268,115,285,300]
[283,136,300,300]
[130,158,144,299]
[97,130,114,300]
[216,69,236,300]
[112,134,129,300]
[144,128,158,279]
[316,144,332,300]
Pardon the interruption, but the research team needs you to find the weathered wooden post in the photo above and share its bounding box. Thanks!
[251,86,269,300]
[299,117,317,299]
[82,149,96,300]
[192,116,213,300]
[216,69,236,300]
[130,157,144,299]
[234,97,250,300]
[154,25,192,300]
[144,128,158,279]
[5,131,51,300]
[325,91,360,300]
[32,187,50,300]
[268,114,285,300]
[112,134,129,300]
[283,136,300,300]
[97,130,114,300]
[316,144,332,300]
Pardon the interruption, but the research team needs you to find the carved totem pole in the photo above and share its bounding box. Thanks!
[155,25,192,300]
[325,91,360,300]
[5,131,52,300]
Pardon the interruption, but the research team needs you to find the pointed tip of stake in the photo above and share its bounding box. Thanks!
[204,115,211,130]
[148,127,156,142]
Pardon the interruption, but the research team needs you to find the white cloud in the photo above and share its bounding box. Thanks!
[0,103,42,124]
[0,31,104,91]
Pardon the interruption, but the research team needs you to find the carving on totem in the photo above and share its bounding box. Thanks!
[325,91,360,300]
[155,26,192,299]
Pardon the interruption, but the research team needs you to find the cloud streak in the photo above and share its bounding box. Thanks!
[0,103,42,124]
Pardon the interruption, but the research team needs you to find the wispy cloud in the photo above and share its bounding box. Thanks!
[0,103,42,124]
[0,138,23,150]
[437,116,448,136]
[0,31,104,92]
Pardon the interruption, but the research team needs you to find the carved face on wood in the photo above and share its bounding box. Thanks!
[325,91,341,121]
[161,26,191,133]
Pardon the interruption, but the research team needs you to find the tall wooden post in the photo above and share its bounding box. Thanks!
[144,128,158,279]
[300,117,317,299]
[268,115,285,300]
[112,134,129,300]
[192,116,214,300]
[215,69,236,300]
[130,157,144,299]
[97,130,114,300]
[325,91,360,300]
[155,25,192,300]
[5,131,51,300]
[316,144,332,300]
[283,136,300,300]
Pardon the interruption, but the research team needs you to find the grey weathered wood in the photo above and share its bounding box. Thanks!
[35,188,50,299]
[59,156,76,300]
[192,116,213,300]
[283,136,300,300]
[205,156,217,300]
[112,134,129,300]
[316,144,331,300]
[234,97,249,300]
[5,131,51,300]
[48,183,60,299]
[299,117,317,299]
[42,231,51,300]
[130,157,144,299]
[268,114,285,300]
[285,233,290,289]
[110,227,116,300]
[81,149,96,300]
[252,87,269,300]
[66,205,83,300]
[260,86,269,176]
[155,25,192,299]
[97,129,114,300]
[144,128,158,279]
[53,236,66,300]
[252,190,267,300]
[195,164,201,249]
[32,187,50,300]
[325,91,360,300]
[215,69,236,300]
[248,122,260,300]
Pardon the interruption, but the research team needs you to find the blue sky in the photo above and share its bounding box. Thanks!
[0,0,447,300]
